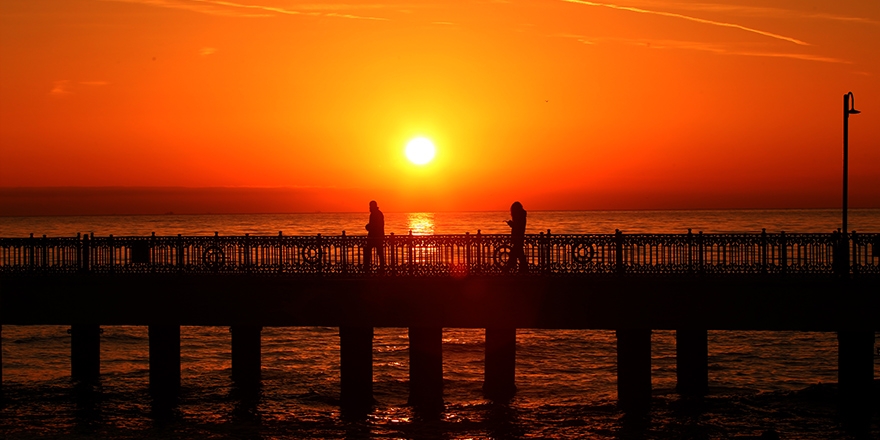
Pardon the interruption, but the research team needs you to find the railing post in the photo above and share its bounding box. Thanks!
[149,232,156,273]
[408,230,414,276]
[28,233,35,270]
[687,229,694,274]
[76,232,82,271]
[109,234,115,274]
[780,231,787,275]
[543,229,551,274]
[615,229,624,275]
[850,231,858,276]
[465,232,471,272]
[316,233,323,275]
[244,233,251,273]
[41,234,48,269]
[760,228,768,274]
[389,232,395,275]
[278,231,284,275]
[833,229,844,276]
[176,234,184,272]
[341,230,348,275]
[538,231,545,273]
[40,234,49,270]
[81,233,90,273]
[476,230,483,275]
[698,231,704,275]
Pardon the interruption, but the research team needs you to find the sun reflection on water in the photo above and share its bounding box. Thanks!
[407,212,435,235]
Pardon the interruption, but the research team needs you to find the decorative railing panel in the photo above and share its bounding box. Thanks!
[0,236,81,274]
[1,231,877,277]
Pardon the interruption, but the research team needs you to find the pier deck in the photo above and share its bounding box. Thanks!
[1,274,877,330]
[1,231,877,411]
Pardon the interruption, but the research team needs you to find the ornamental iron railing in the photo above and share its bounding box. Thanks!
[1,230,877,277]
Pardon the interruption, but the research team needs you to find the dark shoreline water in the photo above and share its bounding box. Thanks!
[3,383,870,439]
[2,327,879,439]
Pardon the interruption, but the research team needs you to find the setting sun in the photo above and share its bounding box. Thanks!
[405,137,436,165]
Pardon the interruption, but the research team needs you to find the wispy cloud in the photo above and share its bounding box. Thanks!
[623,1,880,25]
[560,34,848,64]
[103,0,270,17]
[190,0,387,20]
[804,12,880,26]
[562,0,809,46]
[199,47,218,56]
[50,80,110,96]
[105,0,390,20]
[736,51,849,64]
[50,80,72,96]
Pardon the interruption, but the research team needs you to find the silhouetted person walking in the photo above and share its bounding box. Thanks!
[364,200,385,271]
[504,201,527,274]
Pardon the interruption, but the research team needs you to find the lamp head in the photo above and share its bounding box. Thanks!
[846,91,860,115]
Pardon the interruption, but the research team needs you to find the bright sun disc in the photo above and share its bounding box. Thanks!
[405,137,436,165]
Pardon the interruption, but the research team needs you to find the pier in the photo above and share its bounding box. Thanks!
[1,230,878,412]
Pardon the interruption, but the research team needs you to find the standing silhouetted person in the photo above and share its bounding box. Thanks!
[504,201,527,274]
[364,200,385,271]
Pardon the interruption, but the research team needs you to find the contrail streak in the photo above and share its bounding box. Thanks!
[191,0,389,20]
[111,0,390,20]
[562,0,809,46]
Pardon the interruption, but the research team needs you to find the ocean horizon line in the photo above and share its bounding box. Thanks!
[3,206,880,219]
[3,186,880,217]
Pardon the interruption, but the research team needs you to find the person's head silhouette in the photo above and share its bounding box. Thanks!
[510,201,524,215]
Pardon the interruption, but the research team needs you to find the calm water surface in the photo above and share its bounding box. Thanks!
[1,209,879,439]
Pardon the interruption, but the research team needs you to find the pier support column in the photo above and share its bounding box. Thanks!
[231,326,262,388]
[484,327,516,399]
[149,325,180,398]
[339,327,373,409]
[70,324,101,382]
[616,329,652,411]
[676,329,708,396]
[837,331,874,411]
[408,327,443,407]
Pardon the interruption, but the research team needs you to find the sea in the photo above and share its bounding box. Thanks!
[1,209,879,439]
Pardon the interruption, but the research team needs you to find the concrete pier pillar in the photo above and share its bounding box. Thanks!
[408,327,443,407]
[148,325,180,398]
[616,329,652,411]
[70,324,101,382]
[676,329,708,396]
[484,327,516,399]
[231,326,262,387]
[837,331,874,410]
[339,326,374,409]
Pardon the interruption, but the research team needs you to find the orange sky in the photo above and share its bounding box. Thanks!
[1,0,879,214]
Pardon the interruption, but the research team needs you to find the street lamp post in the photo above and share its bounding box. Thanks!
[841,91,860,272]
[837,92,871,415]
